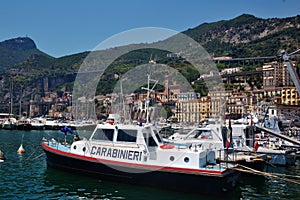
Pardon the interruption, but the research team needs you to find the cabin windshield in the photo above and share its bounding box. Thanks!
[143,133,158,147]
[153,129,162,143]
[117,129,137,143]
[91,129,114,141]
[187,129,213,140]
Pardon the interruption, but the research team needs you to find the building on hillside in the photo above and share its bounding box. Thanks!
[175,92,204,123]
[281,86,300,105]
[219,67,242,75]
[262,61,295,89]
[178,92,201,101]
[175,99,201,123]
[207,90,226,119]
[199,96,210,120]
[225,90,249,118]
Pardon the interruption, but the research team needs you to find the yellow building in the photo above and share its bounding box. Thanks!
[281,86,300,105]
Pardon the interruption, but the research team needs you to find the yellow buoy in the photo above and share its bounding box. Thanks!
[17,144,25,154]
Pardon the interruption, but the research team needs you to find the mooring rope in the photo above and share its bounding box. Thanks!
[30,153,45,161]
[234,164,300,185]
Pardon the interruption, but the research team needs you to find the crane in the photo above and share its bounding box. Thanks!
[278,49,300,96]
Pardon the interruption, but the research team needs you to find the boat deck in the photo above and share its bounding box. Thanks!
[47,141,71,152]
[43,140,233,172]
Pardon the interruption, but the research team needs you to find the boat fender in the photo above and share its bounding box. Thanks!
[254,141,259,152]
[160,144,175,149]
[17,144,25,154]
[0,150,5,160]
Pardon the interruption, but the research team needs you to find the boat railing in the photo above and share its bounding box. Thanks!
[43,138,71,151]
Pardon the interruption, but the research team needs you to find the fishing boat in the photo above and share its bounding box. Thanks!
[167,122,268,171]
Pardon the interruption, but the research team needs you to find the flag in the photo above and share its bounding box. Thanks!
[60,126,74,134]
[226,120,232,149]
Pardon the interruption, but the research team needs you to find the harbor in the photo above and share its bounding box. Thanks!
[0,1,299,198]
[0,129,300,199]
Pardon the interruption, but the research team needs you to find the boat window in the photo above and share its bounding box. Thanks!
[188,130,212,139]
[154,130,162,143]
[117,129,137,143]
[91,129,114,141]
[144,133,158,147]
[148,136,157,147]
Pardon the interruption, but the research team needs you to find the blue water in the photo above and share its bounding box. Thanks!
[0,130,300,199]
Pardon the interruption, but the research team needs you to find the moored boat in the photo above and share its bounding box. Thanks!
[167,122,268,171]
[42,121,240,195]
[226,119,297,166]
[16,117,32,130]
[254,125,297,166]
[3,117,17,130]
[44,118,61,130]
[30,117,45,130]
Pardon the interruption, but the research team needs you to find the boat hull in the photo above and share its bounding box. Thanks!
[16,124,32,131]
[42,143,240,196]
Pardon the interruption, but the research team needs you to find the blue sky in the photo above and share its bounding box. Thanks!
[1,0,299,58]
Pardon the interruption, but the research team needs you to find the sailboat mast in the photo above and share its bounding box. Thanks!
[10,77,13,115]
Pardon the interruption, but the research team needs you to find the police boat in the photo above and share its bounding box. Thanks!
[42,118,240,195]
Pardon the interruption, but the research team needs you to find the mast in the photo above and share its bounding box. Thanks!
[146,73,150,124]
[142,59,158,124]
[120,80,127,123]
[10,77,13,116]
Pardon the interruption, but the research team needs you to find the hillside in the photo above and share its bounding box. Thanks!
[0,37,52,71]
[0,14,299,109]
[184,14,300,57]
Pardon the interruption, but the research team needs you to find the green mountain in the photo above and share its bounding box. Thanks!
[0,37,52,71]
[0,14,299,107]
[183,14,300,57]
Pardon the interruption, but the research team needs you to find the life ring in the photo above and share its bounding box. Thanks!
[160,144,175,149]
[254,141,259,152]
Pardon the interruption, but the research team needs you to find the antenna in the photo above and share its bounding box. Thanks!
[119,80,127,123]
[142,60,158,124]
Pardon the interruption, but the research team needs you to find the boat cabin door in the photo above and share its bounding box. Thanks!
[143,132,157,160]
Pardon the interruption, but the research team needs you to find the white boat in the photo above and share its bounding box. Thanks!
[16,117,32,130]
[3,117,17,130]
[30,117,45,130]
[167,122,267,171]
[44,118,61,130]
[231,119,296,166]
[42,120,240,195]
[254,132,296,166]
[41,74,240,195]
